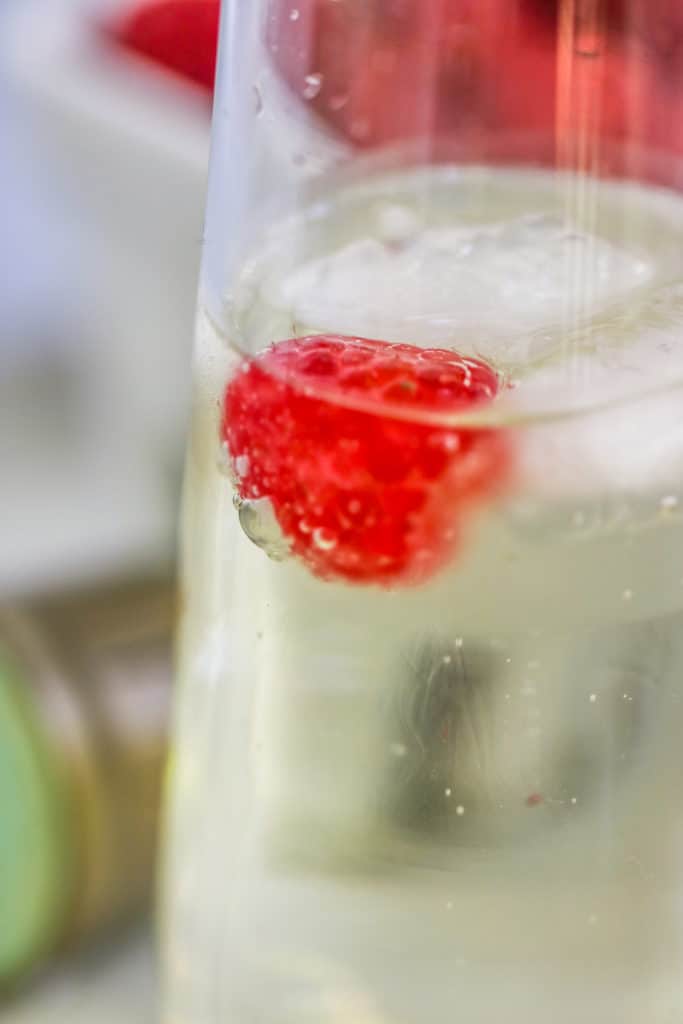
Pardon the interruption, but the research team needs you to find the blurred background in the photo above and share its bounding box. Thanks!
[1,0,682,1018]
[0,0,215,1017]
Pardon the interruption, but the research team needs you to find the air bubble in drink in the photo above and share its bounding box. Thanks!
[237,496,291,561]
[303,73,323,100]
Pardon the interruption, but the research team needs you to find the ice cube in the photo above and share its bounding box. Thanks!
[274,215,653,369]
[504,280,683,498]
[518,385,683,499]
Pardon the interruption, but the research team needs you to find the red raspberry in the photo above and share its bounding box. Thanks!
[107,0,220,92]
[222,336,509,587]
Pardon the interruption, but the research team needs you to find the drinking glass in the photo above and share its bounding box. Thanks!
[162,2,683,1021]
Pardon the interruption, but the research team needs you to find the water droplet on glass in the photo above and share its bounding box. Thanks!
[445,788,452,798]
[252,85,263,115]
[589,693,597,703]
[454,637,464,649]
[303,73,323,99]
[313,527,337,551]
[238,496,290,561]
[289,7,300,20]
[350,117,371,140]
[570,796,578,805]
[575,31,603,58]
[390,742,406,758]
[455,805,466,817]
[442,654,452,665]
[622,588,634,602]
[329,93,349,111]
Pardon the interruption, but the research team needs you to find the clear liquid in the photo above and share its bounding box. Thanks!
[163,168,683,1023]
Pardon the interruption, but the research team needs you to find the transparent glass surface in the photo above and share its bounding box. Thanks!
[162,3,683,1021]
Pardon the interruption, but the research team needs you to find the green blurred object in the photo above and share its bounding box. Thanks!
[0,657,73,981]
[0,579,174,989]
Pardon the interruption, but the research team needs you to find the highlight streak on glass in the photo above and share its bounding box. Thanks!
[556,0,607,386]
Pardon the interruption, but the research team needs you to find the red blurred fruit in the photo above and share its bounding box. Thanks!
[268,0,682,160]
[107,0,220,91]
[103,0,682,162]
[269,0,533,147]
